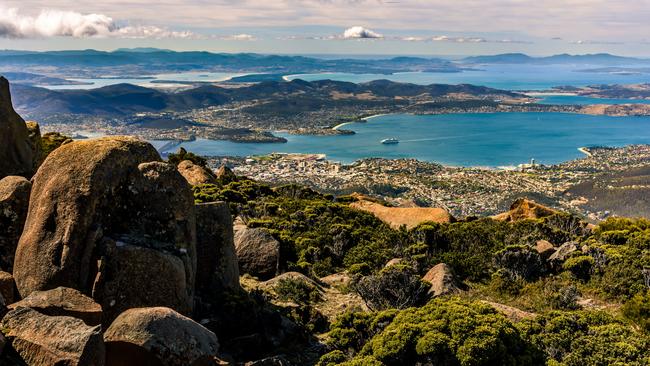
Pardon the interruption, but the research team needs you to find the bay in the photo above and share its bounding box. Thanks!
[155,112,650,167]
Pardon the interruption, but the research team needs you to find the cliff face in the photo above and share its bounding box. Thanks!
[0,77,35,179]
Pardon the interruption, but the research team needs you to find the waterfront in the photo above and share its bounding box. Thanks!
[154,112,650,167]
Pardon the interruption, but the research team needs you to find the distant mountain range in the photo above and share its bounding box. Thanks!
[0,49,461,75]
[462,53,649,65]
[2,49,647,78]
[8,79,520,117]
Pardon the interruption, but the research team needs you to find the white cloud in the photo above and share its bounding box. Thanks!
[0,7,198,39]
[342,26,383,39]
[218,34,257,41]
[571,39,624,45]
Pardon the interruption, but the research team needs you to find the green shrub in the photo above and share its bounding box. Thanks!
[274,277,322,305]
[623,290,650,333]
[324,298,543,366]
[348,262,371,276]
[167,147,207,167]
[489,269,524,296]
[317,350,347,366]
[41,132,72,158]
[563,256,594,281]
[519,310,650,365]
[352,265,429,311]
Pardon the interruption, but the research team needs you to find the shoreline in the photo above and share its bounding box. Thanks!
[578,147,593,157]
[331,113,390,130]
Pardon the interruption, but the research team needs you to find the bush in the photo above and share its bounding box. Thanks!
[323,298,543,366]
[352,265,429,311]
[167,147,207,167]
[520,310,650,365]
[563,255,594,281]
[274,277,322,305]
[489,269,524,296]
[41,132,72,158]
[494,245,545,281]
[623,290,650,333]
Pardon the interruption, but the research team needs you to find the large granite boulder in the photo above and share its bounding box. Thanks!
[1,307,105,366]
[0,77,35,179]
[13,137,196,323]
[104,307,219,366]
[0,175,31,272]
[8,287,102,326]
[195,202,240,295]
[234,223,280,280]
[177,160,217,186]
[422,263,460,297]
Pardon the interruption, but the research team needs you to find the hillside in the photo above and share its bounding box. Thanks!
[8,79,523,117]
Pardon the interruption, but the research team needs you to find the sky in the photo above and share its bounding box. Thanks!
[1,1,650,56]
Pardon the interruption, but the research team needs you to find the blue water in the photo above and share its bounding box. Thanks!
[536,95,650,105]
[43,72,244,90]
[287,64,650,90]
[156,113,650,167]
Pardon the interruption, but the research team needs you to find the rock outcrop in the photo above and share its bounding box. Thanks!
[104,307,219,366]
[0,77,35,179]
[0,175,31,272]
[1,307,105,366]
[177,160,217,186]
[195,202,240,295]
[350,199,453,229]
[13,136,196,323]
[535,240,556,260]
[216,165,237,184]
[384,258,404,268]
[9,287,102,326]
[492,198,558,222]
[422,263,461,297]
[548,241,580,269]
[234,223,280,280]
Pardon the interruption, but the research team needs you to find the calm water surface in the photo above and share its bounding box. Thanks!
[153,112,650,167]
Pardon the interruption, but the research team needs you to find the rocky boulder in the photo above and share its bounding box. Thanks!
[0,77,35,179]
[422,263,460,297]
[8,287,102,326]
[234,224,280,280]
[384,258,404,268]
[216,165,237,184]
[13,137,196,324]
[178,160,217,186]
[535,240,556,260]
[493,198,558,222]
[104,307,219,366]
[1,307,105,366]
[0,175,31,272]
[548,241,580,269]
[195,202,240,295]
